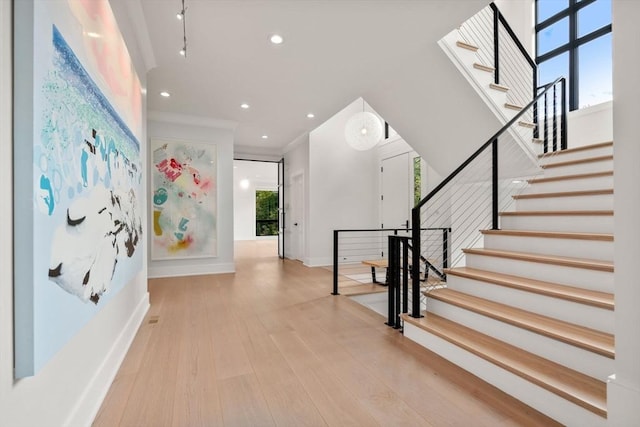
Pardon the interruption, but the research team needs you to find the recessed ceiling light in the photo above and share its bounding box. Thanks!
[179,48,186,56]
[240,103,250,109]
[261,135,269,139]
[270,34,284,45]
[306,113,315,118]
[160,91,171,97]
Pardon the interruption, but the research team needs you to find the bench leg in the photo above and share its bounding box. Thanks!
[371,266,378,283]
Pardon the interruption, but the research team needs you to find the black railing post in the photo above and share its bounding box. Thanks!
[442,228,449,280]
[533,69,539,139]
[544,92,549,153]
[561,78,568,150]
[493,7,500,84]
[411,208,423,318]
[553,84,558,152]
[394,240,401,328]
[386,235,396,327]
[492,138,499,230]
[332,230,339,295]
[402,238,409,315]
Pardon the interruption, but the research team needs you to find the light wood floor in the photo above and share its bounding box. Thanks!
[94,240,560,426]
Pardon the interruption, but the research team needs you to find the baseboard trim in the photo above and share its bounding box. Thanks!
[304,257,332,267]
[64,292,150,427]
[148,262,235,278]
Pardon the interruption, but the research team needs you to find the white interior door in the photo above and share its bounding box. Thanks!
[381,153,411,230]
[289,173,304,261]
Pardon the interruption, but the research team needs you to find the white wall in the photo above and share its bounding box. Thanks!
[609,0,640,424]
[233,160,278,241]
[148,112,236,277]
[0,1,150,425]
[307,100,380,266]
[493,0,535,56]
[568,101,613,148]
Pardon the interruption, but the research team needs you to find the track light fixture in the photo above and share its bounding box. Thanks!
[177,0,187,57]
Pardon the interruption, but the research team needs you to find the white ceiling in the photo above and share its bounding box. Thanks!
[137,0,488,156]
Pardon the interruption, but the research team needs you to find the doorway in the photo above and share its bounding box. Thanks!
[233,159,281,257]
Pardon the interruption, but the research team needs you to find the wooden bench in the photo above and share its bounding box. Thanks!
[362,259,388,284]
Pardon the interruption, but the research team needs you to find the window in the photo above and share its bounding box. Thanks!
[255,190,278,236]
[536,0,612,110]
[413,156,422,207]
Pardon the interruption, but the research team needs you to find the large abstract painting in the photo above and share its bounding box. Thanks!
[151,139,218,259]
[13,0,143,377]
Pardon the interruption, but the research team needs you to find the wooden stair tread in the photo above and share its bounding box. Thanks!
[456,40,479,51]
[425,288,615,358]
[462,248,613,272]
[532,138,544,144]
[481,229,613,241]
[500,210,613,217]
[542,155,613,169]
[512,189,612,200]
[528,171,613,184]
[504,103,523,111]
[539,141,613,159]
[489,82,509,92]
[518,121,535,128]
[444,267,614,309]
[473,63,494,72]
[401,312,608,417]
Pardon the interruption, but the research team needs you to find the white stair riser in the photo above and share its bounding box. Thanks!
[542,159,613,178]
[522,174,613,194]
[425,298,614,381]
[539,146,613,165]
[499,215,613,234]
[463,253,613,292]
[403,323,607,427]
[483,234,613,261]
[444,275,614,334]
[514,193,612,211]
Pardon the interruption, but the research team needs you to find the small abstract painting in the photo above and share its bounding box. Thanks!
[13,0,143,377]
[151,139,218,259]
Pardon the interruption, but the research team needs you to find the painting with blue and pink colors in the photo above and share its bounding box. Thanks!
[151,139,217,260]
[13,0,143,377]
[38,26,143,303]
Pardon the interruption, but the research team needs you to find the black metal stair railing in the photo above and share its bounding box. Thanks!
[404,77,568,320]
[459,2,537,114]
[331,227,450,296]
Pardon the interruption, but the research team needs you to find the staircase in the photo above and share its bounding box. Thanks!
[403,141,614,426]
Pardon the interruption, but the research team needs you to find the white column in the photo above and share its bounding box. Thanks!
[609,0,640,425]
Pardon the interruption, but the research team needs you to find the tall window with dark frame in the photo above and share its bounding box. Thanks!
[255,190,279,236]
[536,0,612,110]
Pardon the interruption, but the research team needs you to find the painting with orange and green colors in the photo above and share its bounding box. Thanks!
[151,139,217,259]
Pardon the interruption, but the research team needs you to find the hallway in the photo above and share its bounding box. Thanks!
[94,241,558,426]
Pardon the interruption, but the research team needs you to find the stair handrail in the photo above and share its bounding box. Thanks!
[489,2,537,87]
[409,76,567,318]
